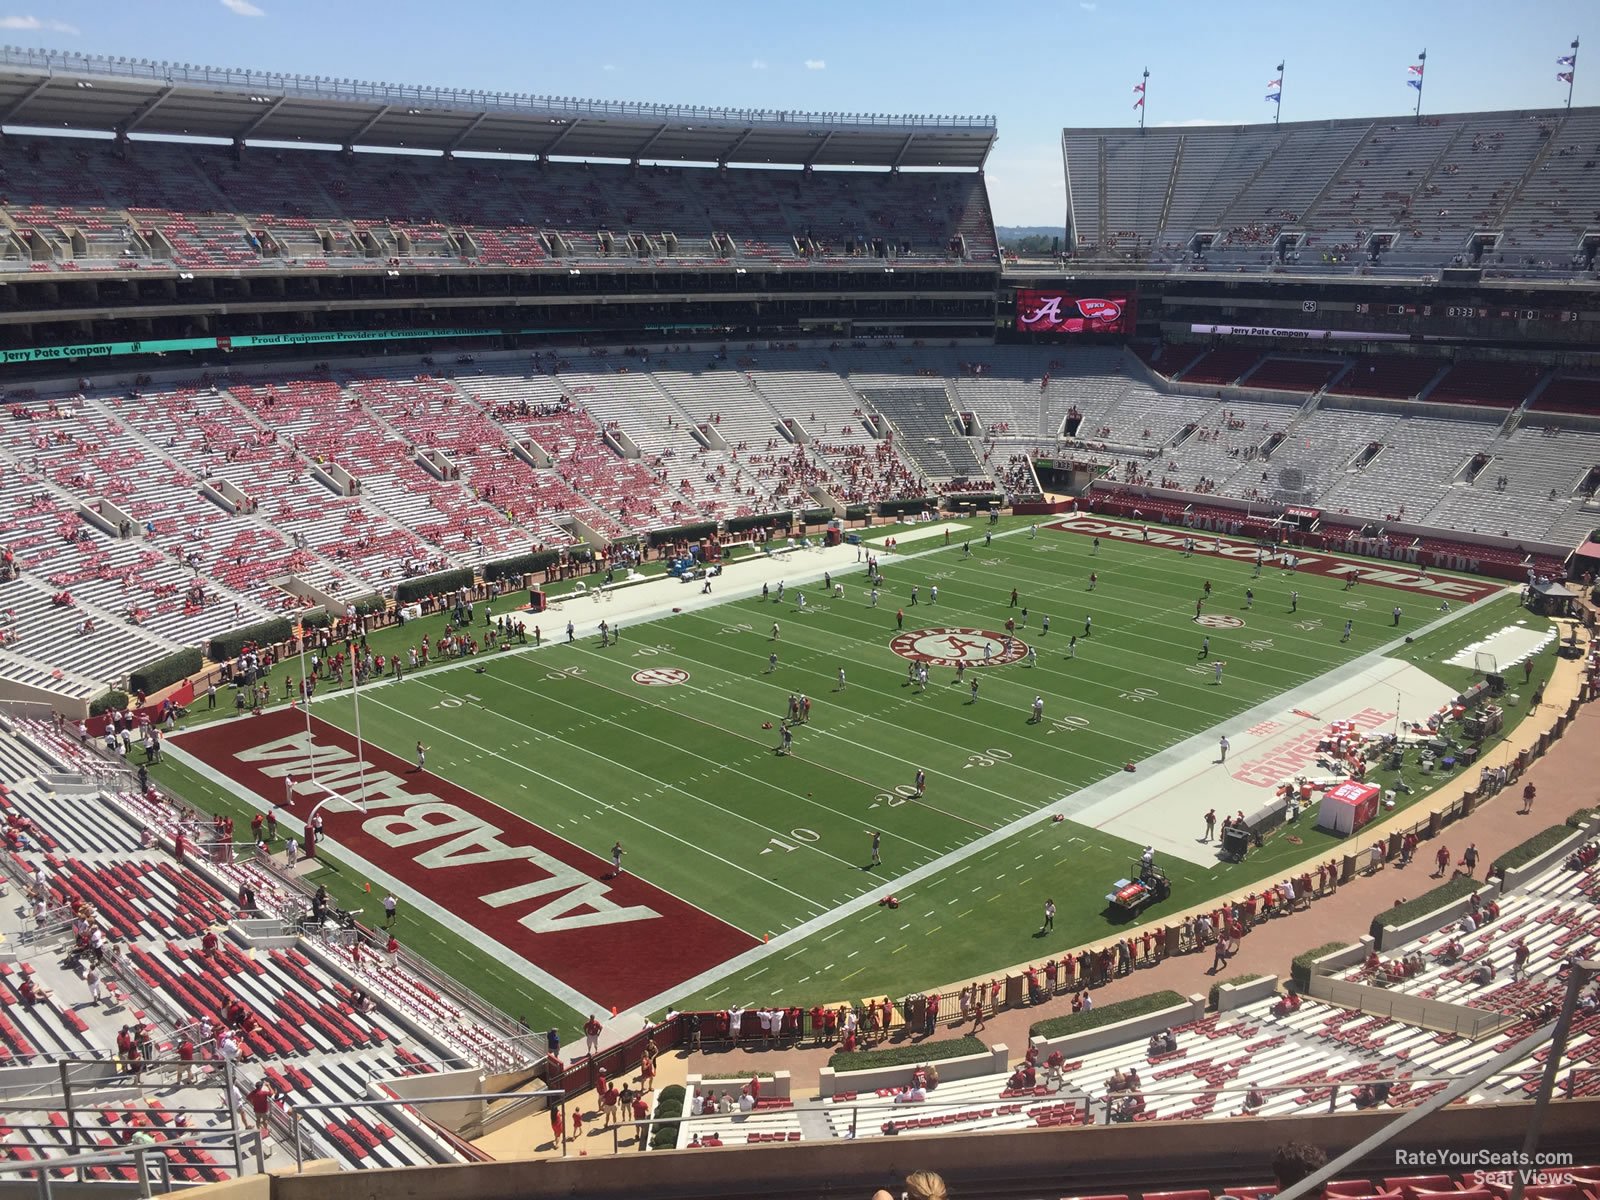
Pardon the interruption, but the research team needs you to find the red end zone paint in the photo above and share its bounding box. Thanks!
[175,709,758,1010]
[1049,518,1504,603]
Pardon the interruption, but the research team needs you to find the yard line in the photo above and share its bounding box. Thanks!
[847,951,859,959]
[411,672,920,880]
[874,936,886,944]
[892,945,908,955]
[748,967,768,979]
[925,926,941,935]
[899,923,912,931]
[468,661,961,860]
[820,929,843,942]
[572,638,1037,826]
[841,968,864,982]
[359,690,823,915]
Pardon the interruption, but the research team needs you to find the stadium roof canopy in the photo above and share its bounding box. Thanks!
[0,46,996,169]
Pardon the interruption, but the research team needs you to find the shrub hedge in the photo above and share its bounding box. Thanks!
[483,550,562,582]
[209,618,292,662]
[1291,942,1356,990]
[89,689,129,716]
[1492,822,1582,876]
[1029,990,1185,1041]
[128,648,203,695]
[394,568,474,605]
[1373,875,1483,938]
[878,497,934,517]
[649,1084,685,1150]
[827,1034,985,1073]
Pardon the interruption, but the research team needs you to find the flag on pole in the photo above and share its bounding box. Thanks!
[1133,82,1145,93]
[1133,95,1144,108]
[1559,54,1576,66]
[1268,77,1282,88]
[1408,64,1425,76]
[1558,71,1574,83]
[1266,92,1281,102]
[1408,78,1423,90]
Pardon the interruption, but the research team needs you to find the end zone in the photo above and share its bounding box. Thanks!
[1050,515,1505,604]
[168,709,759,1013]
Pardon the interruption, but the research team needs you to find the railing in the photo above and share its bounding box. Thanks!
[0,45,996,132]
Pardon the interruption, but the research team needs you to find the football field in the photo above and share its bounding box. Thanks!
[164,517,1546,1032]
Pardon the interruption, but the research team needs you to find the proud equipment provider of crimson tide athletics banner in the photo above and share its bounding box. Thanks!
[1015,290,1138,335]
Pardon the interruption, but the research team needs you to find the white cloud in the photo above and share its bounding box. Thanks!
[750,58,768,70]
[0,14,80,33]
[804,59,826,70]
[602,63,616,72]
[220,0,265,15]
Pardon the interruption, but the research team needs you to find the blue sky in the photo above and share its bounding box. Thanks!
[1,0,1593,226]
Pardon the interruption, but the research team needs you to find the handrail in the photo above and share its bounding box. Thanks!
[0,45,995,132]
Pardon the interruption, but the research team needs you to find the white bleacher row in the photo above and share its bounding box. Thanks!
[1251,407,1398,502]
[0,725,539,1084]
[0,393,278,644]
[1317,415,1504,524]
[0,134,996,275]
[0,575,177,698]
[5,346,1600,678]
[1069,108,1599,275]
[1340,852,1600,1015]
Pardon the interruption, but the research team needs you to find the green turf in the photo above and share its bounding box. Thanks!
[158,518,1558,1030]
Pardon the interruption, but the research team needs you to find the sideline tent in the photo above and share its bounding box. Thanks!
[1316,779,1380,835]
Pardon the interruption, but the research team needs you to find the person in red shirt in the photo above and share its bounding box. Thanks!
[177,1037,197,1086]
[570,1107,584,1140]
[583,1014,603,1057]
[247,1081,273,1130]
[385,934,400,965]
[549,1105,564,1146]
[630,1095,649,1146]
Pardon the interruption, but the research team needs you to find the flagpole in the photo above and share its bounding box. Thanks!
[1568,37,1580,111]
[1139,67,1149,132]
[1276,61,1285,125]
[1414,49,1427,122]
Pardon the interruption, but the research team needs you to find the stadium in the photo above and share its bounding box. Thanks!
[0,31,1595,1200]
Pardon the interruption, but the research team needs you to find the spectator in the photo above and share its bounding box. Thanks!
[1273,1139,1329,1193]
[872,1170,948,1200]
